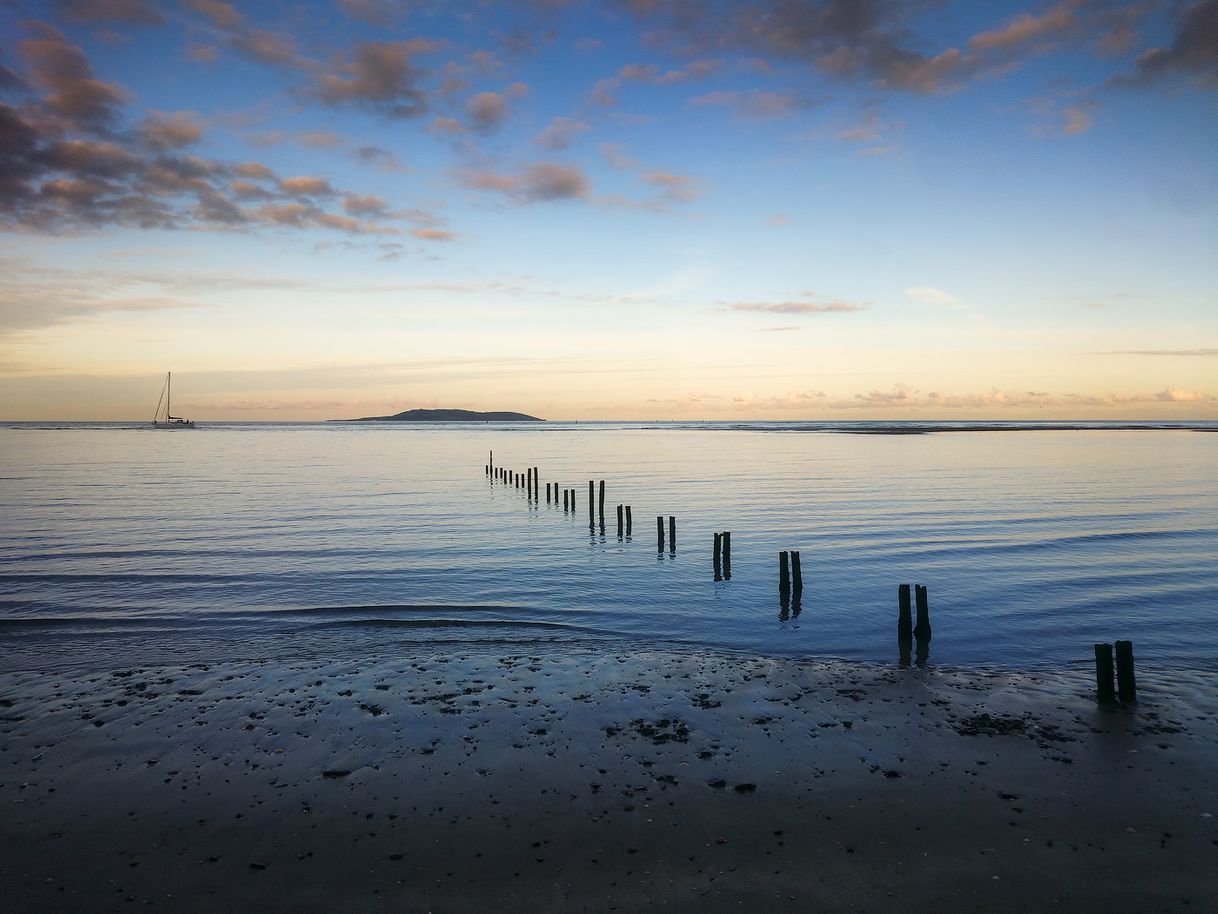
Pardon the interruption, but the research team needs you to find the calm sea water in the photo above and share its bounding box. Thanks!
[1,421,1215,674]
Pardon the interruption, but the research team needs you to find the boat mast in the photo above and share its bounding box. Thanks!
[167,372,171,419]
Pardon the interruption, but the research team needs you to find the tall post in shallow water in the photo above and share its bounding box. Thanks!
[1094,643,1116,703]
[588,481,594,525]
[625,506,633,536]
[598,481,605,526]
[913,585,931,640]
[1115,640,1137,703]
[713,533,722,581]
[668,516,676,553]
[790,551,803,591]
[657,516,665,552]
[778,551,790,592]
[534,467,539,500]
[898,585,913,640]
[616,505,623,538]
[722,532,731,579]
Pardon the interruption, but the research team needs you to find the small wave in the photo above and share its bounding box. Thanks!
[309,617,604,634]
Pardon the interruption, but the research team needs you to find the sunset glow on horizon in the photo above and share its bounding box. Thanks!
[1,0,1215,421]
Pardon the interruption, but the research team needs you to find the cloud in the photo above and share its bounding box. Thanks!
[619,0,975,95]
[337,0,409,26]
[733,389,827,411]
[278,176,335,197]
[409,227,457,241]
[599,142,638,170]
[1105,348,1218,357]
[0,30,430,237]
[906,286,962,307]
[19,23,128,130]
[185,1,304,69]
[822,384,1217,411]
[690,89,806,118]
[316,40,440,117]
[969,3,1077,53]
[459,161,589,203]
[0,282,200,331]
[617,58,722,84]
[465,84,526,131]
[640,171,703,204]
[53,0,165,26]
[138,112,203,150]
[353,145,404,170]
[725,295,865,315]
[534,116,589,150]
[1120,0,1218,87]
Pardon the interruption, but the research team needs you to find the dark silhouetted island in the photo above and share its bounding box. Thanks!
[340,408,543,422]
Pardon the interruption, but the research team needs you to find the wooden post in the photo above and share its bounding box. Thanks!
[598,481,605,525]
[1094,643,1116,703]
[713,533,722,580]
[533,467,539,500]
[913,584,931,640]
[1115,640,1136,703]
[656,516,664,551]
[489,450,493,475]
[625,505,632,536]
[898,584,912,640]
[563,488,569,511]
[791,550,802,590]
[778,551,790,591]
[722,532,731,579]
[588,481,594,524]
[616,505,623,537]
[668,516,676,552]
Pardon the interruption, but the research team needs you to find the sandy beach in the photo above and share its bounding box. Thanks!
[1,648,1215,912]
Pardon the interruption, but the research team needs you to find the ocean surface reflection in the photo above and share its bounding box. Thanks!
[1,421,1215,672]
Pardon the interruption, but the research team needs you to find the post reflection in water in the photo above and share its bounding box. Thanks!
[778,588,802,621]
[898,635,932,668]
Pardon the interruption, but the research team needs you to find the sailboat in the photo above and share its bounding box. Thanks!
[152,372,195,429]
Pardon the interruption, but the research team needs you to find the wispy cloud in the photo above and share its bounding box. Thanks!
[823,383,1217,410]
[906,286,962,308]
[1103,348,1218,357]
[724,295,865,315]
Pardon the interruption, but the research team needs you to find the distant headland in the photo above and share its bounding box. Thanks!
[338,408,543,422]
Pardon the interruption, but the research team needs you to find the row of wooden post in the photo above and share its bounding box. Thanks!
[492,453,1137,694]
[492,455,646,540]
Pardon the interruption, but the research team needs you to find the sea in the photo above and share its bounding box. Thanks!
[1,420,1216,675]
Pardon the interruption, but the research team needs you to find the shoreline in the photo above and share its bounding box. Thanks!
[2,647,1215,912]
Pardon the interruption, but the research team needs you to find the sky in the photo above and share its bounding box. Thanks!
[0,0,1215,420]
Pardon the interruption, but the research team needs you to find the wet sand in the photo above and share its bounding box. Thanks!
[1,649,1215,912]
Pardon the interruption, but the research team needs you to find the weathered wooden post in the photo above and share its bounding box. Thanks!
[668,516,676,552]
[898,584,913,640]
[598,481,605,526]
[1094,643,1116,703]
[1115,640,1136,703]
[713,533,722,580]
[913,584,931,640]
[489,450,493,476]
[790,550,803,591]
[778,551,790,591]
[533,467,539,500]
[616,505,623,537]
[625,505,633,536]
[563,488,569,511]
[657,516,665,551]
[722,532,731,579]
[588,481,594,525]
